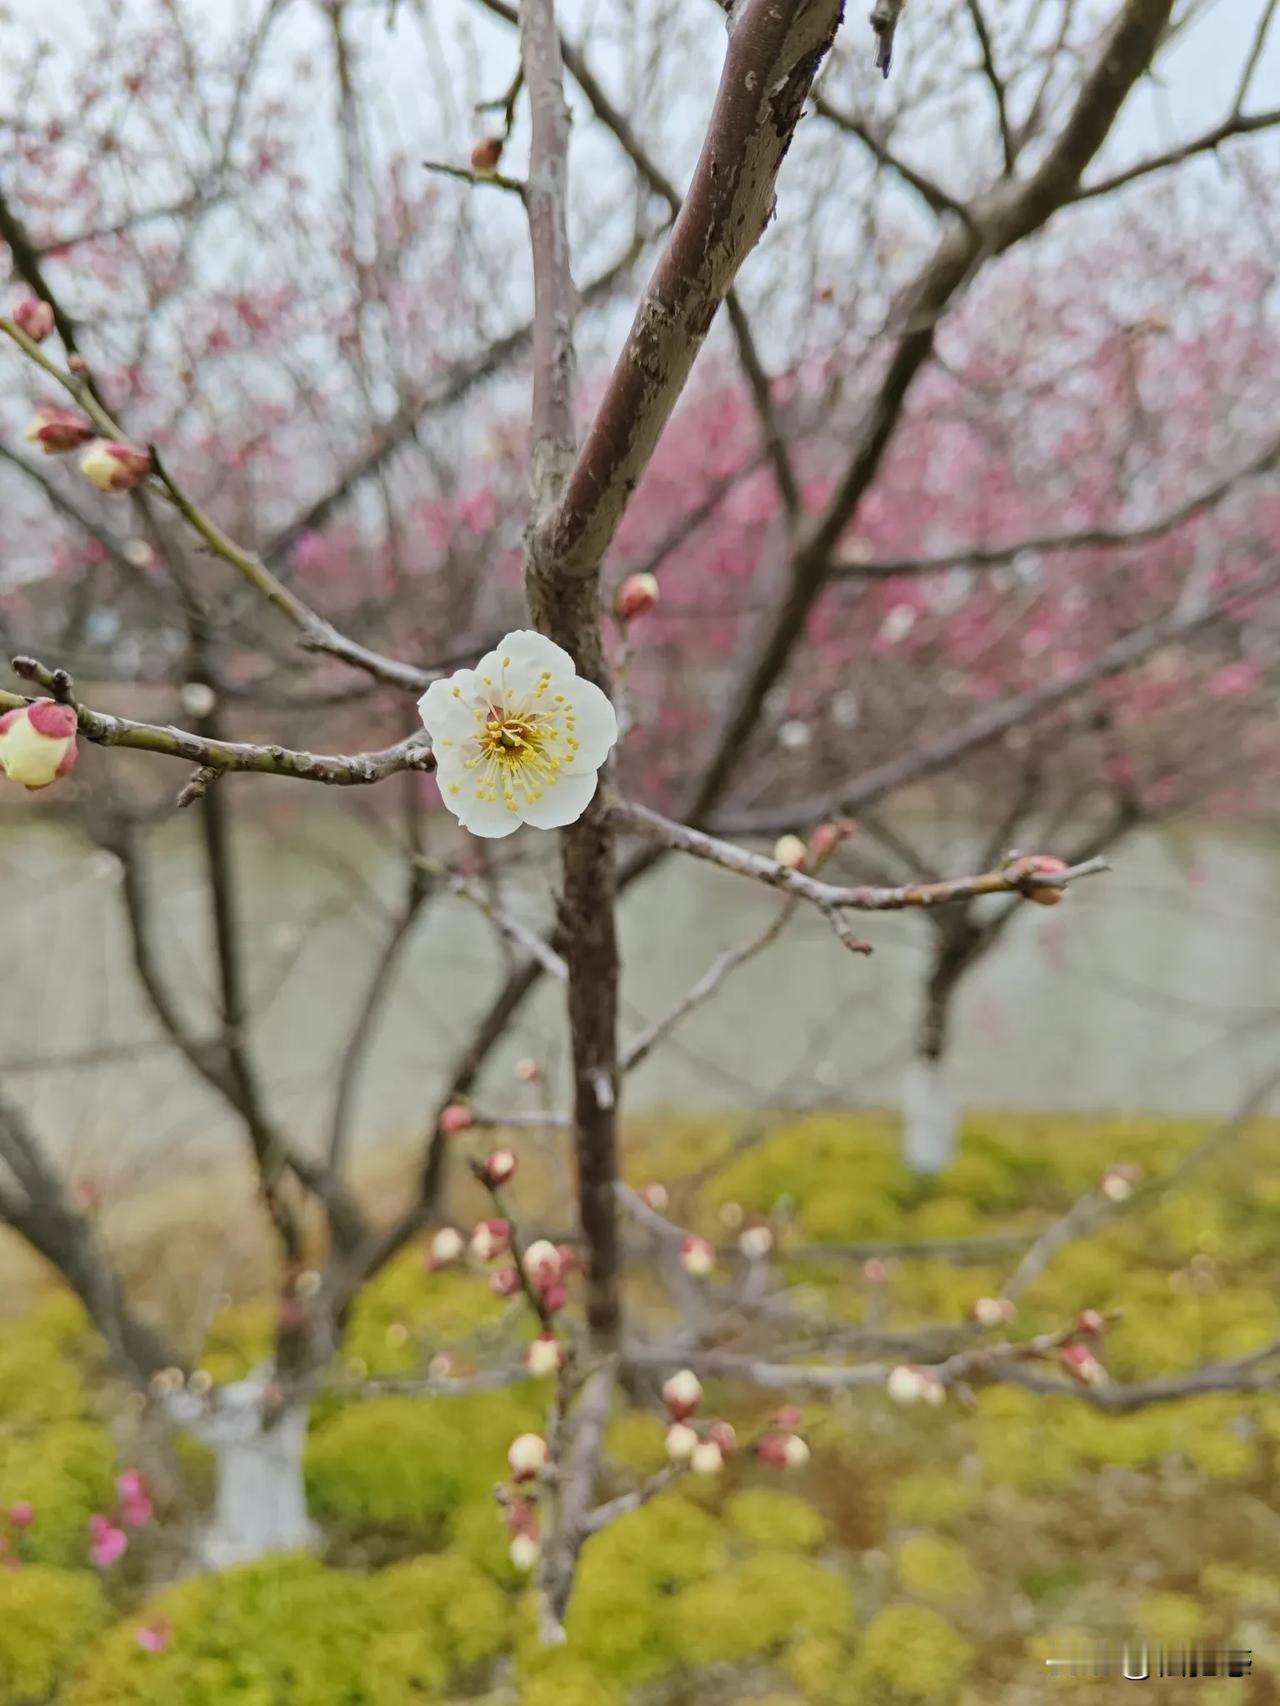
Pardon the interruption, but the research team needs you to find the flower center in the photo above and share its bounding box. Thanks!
[483,711,538,757]
[466,694,567,813]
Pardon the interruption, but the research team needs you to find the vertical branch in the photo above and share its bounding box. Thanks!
[519,0,623,1355]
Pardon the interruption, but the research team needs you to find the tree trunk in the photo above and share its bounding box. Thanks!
[902,1046,957,1176]
[176,1382,317,1568]
[901,936,966,1176]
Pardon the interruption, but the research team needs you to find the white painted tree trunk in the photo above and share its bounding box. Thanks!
[902,1052,958,1175]
[172,1380,318,1568]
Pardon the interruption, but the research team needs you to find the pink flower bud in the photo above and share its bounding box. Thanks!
[79,439,152,493]
[507,1432,549,1482]
[665,1422,698,1462]
[12,297,55,341]
[662,1369,703,1420]
[886,1364,945,1406]
[482,1147,518,1187]
[439,1102,474,1135]
[738,1224,773,1260]
[7,1501,34,1531]
[808,822,843,863]
[773,833,807,871]
[525,1333,565,1378]
[775,1404,803,1429]
[509,1531,540,1571]
[680,1233,715,1278]
[555,1244,579,1275]
[523,1240,561,1283]
[505,1496,538,1538]
[469,1217,510,1262]
[539,1279,569,1314]
[426,1226,465,1270]
[0,699,78,791]
[1100,1163,1140,1202]
[759,1431,810,1469]
[515,1057,544,1084]
[23,403,95,453]
[1061,1342,1107,1386]
[470,136,504,175]
[1024,854,1068,907]
[135,1618,171,1654]
[489,1265,521,1298]
[707,1420,736,1455]
[616,572,659,621]
[690,1438,724,1475]
[1076,1308,1106,1338]
[970,1296,1016,1328]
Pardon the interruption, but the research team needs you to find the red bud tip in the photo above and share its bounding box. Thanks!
[469,136,504,174]
[616,572,659,620]
[13,297,55,341]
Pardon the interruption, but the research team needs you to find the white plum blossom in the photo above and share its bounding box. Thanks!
[418,630,618,838]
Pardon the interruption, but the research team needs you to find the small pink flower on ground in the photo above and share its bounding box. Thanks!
[0,700,78,790]
[79,439,152,493]
[117,1470,152,1527]
[507,1433,549,1482]
[135,1618,171,1654]
[1024,854,1068,906]
[680,1233,715,1278]
[662,1369,703,1421]
[469,1218,511,1262]
[88,1517,127,1568]
[525,1333,565,1378]
[1061,1342,1107,1386]
[7,1501,34,1530]
[439,1102,474,1135]
[665,1422,698,1462]
[773,833,807,870]
[24,403,94,453]
[13,297,55,341]
[482,1147,518,1187]
[426,1226,465,1270]
[617,572,659,620]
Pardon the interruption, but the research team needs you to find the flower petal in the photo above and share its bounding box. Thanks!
[476,630,577,705]
[419,673,483,741]
[519,770,600,830]
[560,677,618,774]
[451,786,523,838]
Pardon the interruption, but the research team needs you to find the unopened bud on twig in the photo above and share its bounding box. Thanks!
[426,1226,464,1270]
[13,297,55,341]
[617,572,659,621]
[662,1369,703,1421]
[773,833,807,871]
[0,700,78,791]
[507,1432,549,1482]
[1060,1342,1107,1386]
[24,403,94,453]
[680,1233,715,1278]
[469,136,504,175]
[525,1333,565,1378]
[481,1147,518,1187]
[469,1218,511,1263]
[439,1103,474,1135]
[79,439,152,493]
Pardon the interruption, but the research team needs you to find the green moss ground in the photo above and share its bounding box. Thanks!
[2,1109,1278,1703]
